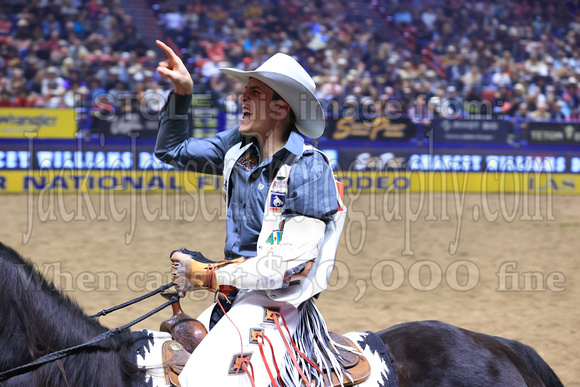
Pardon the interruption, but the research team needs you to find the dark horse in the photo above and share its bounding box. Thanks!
[0,242,563,386]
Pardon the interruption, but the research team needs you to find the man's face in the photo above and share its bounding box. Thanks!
[238,78,288,137]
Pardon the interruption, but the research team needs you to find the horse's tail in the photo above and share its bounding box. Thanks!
[495,337,563,387]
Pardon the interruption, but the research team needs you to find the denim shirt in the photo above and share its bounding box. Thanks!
[155,93,338,259]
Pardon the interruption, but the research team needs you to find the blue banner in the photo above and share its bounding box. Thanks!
[427,119,514,143]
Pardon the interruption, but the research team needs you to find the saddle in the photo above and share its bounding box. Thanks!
[159,301,205,387]
[326,332,371,386]
[161,252,370,386]
[162,340,191,387]
[160,304,371,387]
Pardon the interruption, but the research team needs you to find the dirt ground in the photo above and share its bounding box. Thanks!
[1,191,577,385]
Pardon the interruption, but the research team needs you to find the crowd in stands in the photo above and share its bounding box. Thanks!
[2,0,580,126]
[0,0,168,129]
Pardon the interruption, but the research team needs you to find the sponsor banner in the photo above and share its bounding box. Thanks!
[526,122,580,145]
[428,119,513,143]
[90,94,221,138]
[0,148,175,170]
[0,170,222,194]
[336,172,579,194]
[3,140,580,175]
[91,111,160,137]
[1,170,578,194]
[0,108,77,138]
[325,116,416,141]
[333,149,580,174]
[91,110,221,138]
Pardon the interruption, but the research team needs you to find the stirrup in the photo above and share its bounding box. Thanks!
[162,340,190,387]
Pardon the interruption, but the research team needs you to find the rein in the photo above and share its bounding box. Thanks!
[90,282,176,318]
[0,282,178,382]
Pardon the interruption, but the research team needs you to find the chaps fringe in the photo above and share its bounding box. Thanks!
[280,299,357,387]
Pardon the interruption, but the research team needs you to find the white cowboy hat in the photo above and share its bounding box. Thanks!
[220,53,325,138]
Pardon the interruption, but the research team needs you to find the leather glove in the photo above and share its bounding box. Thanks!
[170,250,219,297]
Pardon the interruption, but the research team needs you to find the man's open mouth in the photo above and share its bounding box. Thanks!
[242,106,252,121]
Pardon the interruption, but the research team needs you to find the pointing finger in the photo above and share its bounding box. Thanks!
[156,40,178,61]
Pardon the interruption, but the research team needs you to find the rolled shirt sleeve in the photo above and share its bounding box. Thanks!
[216,215,326,290]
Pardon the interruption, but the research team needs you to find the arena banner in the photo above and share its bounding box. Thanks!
[336,171,579,194]
[91,111,160,137]
[324,116,416,141]
[1,170,578,194]
[526,122,580,145]
[90,94,221,138]
[0,108,77,139]
[3,140,580,175]
[428,119,514,143]
[329,148,580,174]
[0,170,222,194]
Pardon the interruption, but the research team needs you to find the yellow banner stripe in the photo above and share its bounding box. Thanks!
[0,170,578,194]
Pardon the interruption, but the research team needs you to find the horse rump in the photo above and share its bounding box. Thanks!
[492,335,563,387]
[376,320,563,387]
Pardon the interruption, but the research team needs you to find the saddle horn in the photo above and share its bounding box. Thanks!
[160,300,207,353]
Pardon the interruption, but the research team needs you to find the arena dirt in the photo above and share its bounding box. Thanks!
[1,192,577,384]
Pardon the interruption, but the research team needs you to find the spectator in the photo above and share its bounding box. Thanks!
[14,89,30,108]
[492,61,513,89]
[528,102,552,121]
[42,14,62,39]
[319,75,345,102]
[0,90,13,107]
[9,68,27,91]
[103,67,123,91]
[569,51,580,74]
[244,0,264,19]
[505,83,527,116]
[143,80,168,116]
[552,100,567,120]
[41,67,66,108]
[200,38,226,62]
[421,7,438,31]
[0,14,12,44]
[41,30,62,58]
[513,102,529,119]
[87,78,106,103]
[525,53,548,78]
[63,81,82,108]
[408,93,431,125]
[462,66,483,93]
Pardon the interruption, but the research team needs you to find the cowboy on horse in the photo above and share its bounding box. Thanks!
[155,40,347,386]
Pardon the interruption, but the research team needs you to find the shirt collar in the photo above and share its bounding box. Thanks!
[266,129,304,167]
[283,129,305,157]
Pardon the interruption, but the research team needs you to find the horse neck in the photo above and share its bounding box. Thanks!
[0,243,135,385]
[5,259,107,357]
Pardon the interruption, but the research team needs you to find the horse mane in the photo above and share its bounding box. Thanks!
[0,242,144,386]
